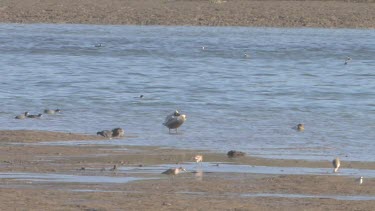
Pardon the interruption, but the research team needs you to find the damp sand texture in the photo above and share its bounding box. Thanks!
[0,0,375,28]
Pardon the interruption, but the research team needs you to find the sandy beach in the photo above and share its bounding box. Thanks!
[0,130,374,210]
[0,0,374,28]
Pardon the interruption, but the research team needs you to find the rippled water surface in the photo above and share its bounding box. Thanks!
[0,24,374,161]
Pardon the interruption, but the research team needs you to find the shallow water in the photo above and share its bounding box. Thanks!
[0,172,146,184]
[0,24,374,161]
[179,191,375,201]
[120,162,375,178]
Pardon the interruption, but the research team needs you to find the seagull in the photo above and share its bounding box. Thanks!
[162,167,186,175]
[332,157,341,173]
[163,110,186,133]
[15,112,29,119]
[44,109,61,115]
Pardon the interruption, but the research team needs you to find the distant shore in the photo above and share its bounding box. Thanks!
[0,0,374,28]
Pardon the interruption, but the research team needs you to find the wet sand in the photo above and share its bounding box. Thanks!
[0,0,375,28]
[0,130,374,210]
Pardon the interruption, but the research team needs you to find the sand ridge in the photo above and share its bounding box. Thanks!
[0,0,374,28]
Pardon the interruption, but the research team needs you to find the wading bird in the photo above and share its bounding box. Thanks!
[163,110,186,133]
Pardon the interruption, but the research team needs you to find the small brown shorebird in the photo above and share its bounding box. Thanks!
[297,123,304,131]
[161,167,186,175]
[194,155,203,164]
[332,157,341,173]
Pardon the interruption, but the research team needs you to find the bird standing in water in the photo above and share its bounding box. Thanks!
[163,110,187,133]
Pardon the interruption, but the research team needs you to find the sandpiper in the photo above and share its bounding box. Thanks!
[359,176,363,185]
[194,155,203,164]
[332,157,341,173]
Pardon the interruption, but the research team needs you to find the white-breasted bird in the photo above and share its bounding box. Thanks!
[194,155,203,163]
[358,176,363,185]
[332,157,341,173]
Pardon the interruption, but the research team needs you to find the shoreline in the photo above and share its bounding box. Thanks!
[1,130,374,168]
[1,0,374,29]
[0,130,374,210]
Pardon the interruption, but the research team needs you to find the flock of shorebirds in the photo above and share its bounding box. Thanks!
[15,108,361,182]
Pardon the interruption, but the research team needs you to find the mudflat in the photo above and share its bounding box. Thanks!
[0,130,374,210]
[0,0,374,28]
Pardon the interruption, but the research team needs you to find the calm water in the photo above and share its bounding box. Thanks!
[0,24,374,161]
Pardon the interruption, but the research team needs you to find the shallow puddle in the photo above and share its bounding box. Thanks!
[0,172,147,184]
[177,191,375,201]
[240,192,375,201]
[120,162,375,178]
